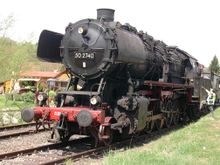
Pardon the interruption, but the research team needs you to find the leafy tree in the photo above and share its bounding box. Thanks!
[0,15,63,83]
[0,39,38,82]
[0,14,15,38]
[209,55,220,74]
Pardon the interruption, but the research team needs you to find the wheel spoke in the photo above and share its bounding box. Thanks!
[155,119,162,130]
[164,100,173,128]
[173,108,180,125]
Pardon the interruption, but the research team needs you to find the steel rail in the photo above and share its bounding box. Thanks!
[0,123,36,131]
[40,125,181,165]
[0,128,48,140]
[0,137,91,161]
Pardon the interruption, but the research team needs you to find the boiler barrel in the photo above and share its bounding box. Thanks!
[115,29,147,64]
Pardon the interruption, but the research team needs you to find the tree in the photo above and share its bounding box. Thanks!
[0,15,62,82]
[0,14,15,38]
[209,55,220,74]
[0,40,37,82]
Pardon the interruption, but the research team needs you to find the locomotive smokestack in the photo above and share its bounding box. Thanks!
[97,8,115,22]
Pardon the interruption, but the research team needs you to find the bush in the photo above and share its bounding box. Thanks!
[48,90,56,98]
[21,91,35,102]
[5,93,13,101]
[14,93,23,101]
[5,93,24,101]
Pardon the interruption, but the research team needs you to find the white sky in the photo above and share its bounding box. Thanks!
[0,0,219,67]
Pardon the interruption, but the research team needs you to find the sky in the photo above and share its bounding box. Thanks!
[0,0,219,67]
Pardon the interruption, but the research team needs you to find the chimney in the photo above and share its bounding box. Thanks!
[97,8,115,22]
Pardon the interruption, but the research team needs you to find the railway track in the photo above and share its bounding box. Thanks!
[0,123,36,131]
[0,138,88,160]
[0,123,49,140]
[41,125,182,165]
[0,125,181,165]
[0,136,92,164]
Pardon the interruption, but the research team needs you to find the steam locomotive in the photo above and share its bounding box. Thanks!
[22,9,209,145]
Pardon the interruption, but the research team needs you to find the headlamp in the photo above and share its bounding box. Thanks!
[78,26,87,35]
[90,96,101,105]
[78,27,84,34]
[37,94,44,101]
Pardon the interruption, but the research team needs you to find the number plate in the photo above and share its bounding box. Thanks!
[74,52,95,60]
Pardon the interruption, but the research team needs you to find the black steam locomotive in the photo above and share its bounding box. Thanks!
[22,9,205,145]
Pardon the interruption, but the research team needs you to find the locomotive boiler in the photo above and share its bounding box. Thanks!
[22,9,202,145]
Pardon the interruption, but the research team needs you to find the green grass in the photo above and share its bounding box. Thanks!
[0,94,34,110]
[103,109,220,165]
[0,95,35,125]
